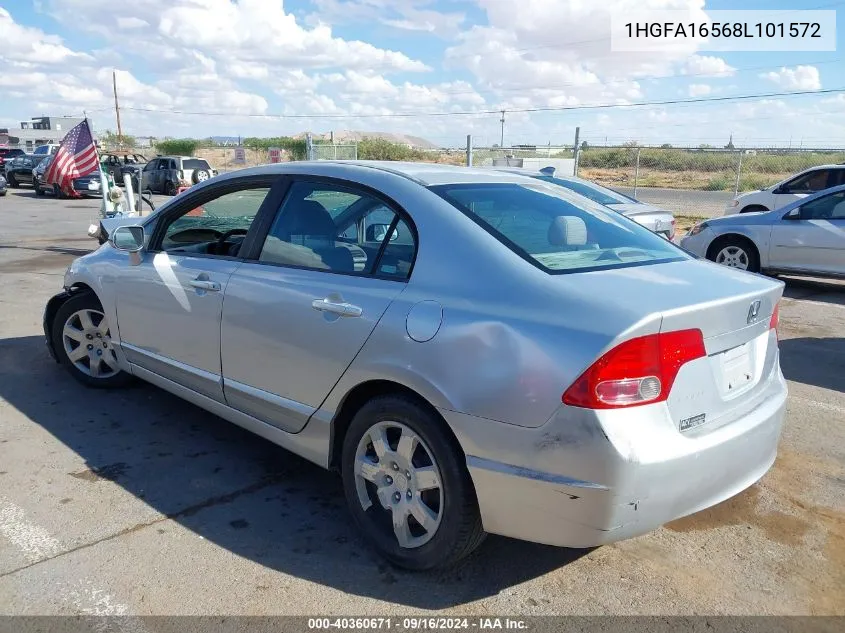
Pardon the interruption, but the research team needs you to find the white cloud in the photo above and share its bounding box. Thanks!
[0,7,91,64]
[445,1,710,112]
[683,55,736,78]
[761,65,821,91]
[310,0,466,37]
[688,83,712,97]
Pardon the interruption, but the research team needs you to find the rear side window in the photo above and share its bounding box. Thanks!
[537,176,631,206]
[183,159,211,170]
[431,182,686,274]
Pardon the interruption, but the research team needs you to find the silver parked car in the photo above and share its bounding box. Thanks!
[681,184,845,279]
[491,166,677,239]
[44,162,787,569]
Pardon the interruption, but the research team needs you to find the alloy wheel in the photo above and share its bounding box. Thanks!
[715,246,750,270]
[61,309,119,379]
[354,421,443,549]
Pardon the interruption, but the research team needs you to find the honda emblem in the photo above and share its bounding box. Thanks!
[747,300,762,324]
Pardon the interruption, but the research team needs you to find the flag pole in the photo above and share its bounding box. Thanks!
[85,113,110,217]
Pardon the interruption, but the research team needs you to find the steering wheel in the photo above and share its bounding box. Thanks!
[214,228,249,255]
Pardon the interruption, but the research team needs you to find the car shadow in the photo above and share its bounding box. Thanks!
[0,335,587,609]
[779,336,845,393]
[781,275,845,307]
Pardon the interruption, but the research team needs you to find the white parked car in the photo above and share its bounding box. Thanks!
[724,164,845,215]
[682,184,845,279]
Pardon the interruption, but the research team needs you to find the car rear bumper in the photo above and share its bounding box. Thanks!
[442,359,787,548]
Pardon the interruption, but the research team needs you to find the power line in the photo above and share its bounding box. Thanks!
[114,88,845,120]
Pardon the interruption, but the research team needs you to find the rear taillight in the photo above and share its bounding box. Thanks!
[669,219,676,240]
[769,302,779,339]
[562,329,706,409]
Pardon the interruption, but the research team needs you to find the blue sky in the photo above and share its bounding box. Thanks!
[1,0,843,147]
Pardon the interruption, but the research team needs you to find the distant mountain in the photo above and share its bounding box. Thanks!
[209,136,242,145]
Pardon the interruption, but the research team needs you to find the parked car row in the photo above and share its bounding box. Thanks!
[0,148,219,199]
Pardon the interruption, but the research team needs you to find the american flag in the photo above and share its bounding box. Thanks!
[43,119,99,191]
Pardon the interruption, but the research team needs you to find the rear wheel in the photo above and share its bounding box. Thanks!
[165,181,177,196]
[51,292,133,389]
[341,395,485,570]
[708,236,760,273]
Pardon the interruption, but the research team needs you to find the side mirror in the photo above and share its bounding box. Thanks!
[110,225,145,252]
[366,224,399,242]
[772,186,786,195]
[785,208,801,220]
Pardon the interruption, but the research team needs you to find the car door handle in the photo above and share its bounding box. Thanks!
[311,299,363,317]
[189,279,221,292]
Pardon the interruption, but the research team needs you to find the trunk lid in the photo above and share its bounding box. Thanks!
[553,258,784,432]
[607,203,675,237]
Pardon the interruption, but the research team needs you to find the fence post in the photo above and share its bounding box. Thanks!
[306,133,314,161]
[734,150,743,197]
[633,147,641,198]
[466,134,473,167]
[572,126,581,176]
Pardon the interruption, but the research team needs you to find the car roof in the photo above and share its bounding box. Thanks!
[304,161,547,186]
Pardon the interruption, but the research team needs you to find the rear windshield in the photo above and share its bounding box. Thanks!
[430,181,686,274]
[183,159,210,170]
[0,149,24,157]
[537,176,633,206]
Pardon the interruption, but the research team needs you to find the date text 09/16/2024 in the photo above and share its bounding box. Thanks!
[307,618,528,630]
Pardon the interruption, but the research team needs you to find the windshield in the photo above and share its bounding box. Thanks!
[430,181,686,274]
[536,175,634,206]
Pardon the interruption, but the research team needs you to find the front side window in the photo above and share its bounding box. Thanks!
[785,170,830,193]
[259,181,416,278]
[800,191,845,220]
[160,186,271,256]
[431,181,686,274]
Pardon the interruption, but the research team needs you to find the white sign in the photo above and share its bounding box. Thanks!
[234,147,246,164]
[268,147,282,164]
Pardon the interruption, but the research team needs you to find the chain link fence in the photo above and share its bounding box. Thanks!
[310,143,358,160]
[574,146,845,219]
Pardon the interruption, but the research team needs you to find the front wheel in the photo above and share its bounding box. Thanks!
[708,237,760,273]
[51,292,133,389]
[7,175,18,188]
[341,395,485,570]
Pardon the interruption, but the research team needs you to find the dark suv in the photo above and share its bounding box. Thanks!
[0,148,26,175]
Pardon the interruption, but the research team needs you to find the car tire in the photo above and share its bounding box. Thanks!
[51,292,133,389]
[707,236,760,273]
[192,169,210,184]
[7,175,18,188]
[739,205,769,214]
[341,394,485,570]
[35,184,44,196]
[165,181,177,196]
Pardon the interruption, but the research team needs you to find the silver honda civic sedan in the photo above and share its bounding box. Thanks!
[44,161,787,570]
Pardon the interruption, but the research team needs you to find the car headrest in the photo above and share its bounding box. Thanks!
[548,216,588,246]
[281,200,337,240]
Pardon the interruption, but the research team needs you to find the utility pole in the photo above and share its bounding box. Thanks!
[573,126,581,176]
[112,70,123,146]
[500,110,505,148]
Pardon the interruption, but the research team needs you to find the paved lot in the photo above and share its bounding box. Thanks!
[0,187,843,616]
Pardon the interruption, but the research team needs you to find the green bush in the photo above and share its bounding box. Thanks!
[702,175,733,191]
[242,136,307,160]
[155,138,200,156]
[739,173,778,192]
